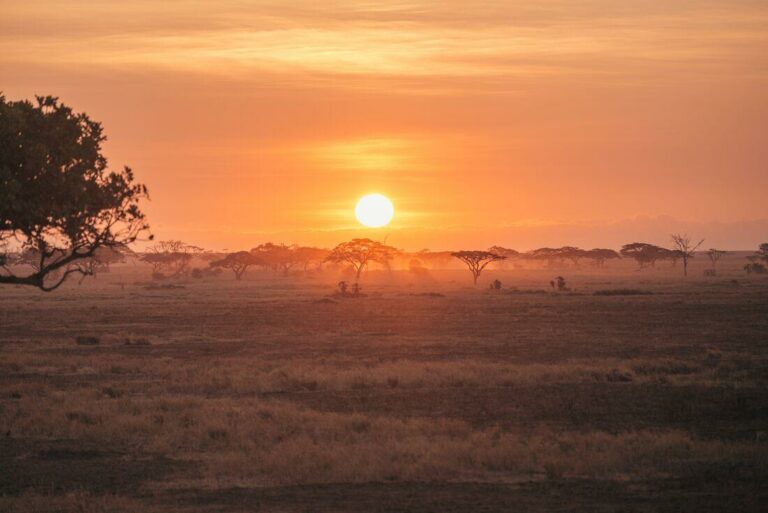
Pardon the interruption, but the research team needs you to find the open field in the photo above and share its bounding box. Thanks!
[1,257,767,512]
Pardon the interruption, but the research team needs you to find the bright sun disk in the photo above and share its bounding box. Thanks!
[355,193,394,228]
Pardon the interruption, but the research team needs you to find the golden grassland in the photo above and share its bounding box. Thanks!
[1,256,767,512]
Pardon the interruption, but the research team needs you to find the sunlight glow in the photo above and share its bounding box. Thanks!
[355,193,394,228]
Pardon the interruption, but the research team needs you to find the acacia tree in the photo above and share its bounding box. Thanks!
[585,248,621,267]
[451,250,506,285]
[414,250,454,269]
[325,238,398,280]
[620,243,669,268]
[0,95,150,291]
[742,243,767,274]
[488,246,519,269]
[526,247,562,267]
[559,246,589,267]
[142,240,202,278]
[670,234,704,277]
[706,248,727,271]
[251,243,299,275]
[209,251,263,280]
[294,246,329,271]
[755,243,768,263]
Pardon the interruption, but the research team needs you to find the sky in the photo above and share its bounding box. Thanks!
[2,0,767,250]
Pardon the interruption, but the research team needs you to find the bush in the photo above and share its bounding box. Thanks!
[744,263,767,274]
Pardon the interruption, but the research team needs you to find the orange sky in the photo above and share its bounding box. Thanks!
[2,1,768,250]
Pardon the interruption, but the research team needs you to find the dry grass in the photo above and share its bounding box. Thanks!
[1,259,767,511]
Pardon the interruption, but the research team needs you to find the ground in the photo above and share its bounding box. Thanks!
[1,256,767,512]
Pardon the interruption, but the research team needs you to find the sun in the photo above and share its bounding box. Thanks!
[355,193,394,228]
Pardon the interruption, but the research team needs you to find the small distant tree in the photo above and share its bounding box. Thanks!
[89,244,132,275]
[706,248,727,271]
[142,240,203,278]
[415,250,454,269]
[670,234,704,277]
[526,247,562,267]
[744,262,767,274]
[325,238,398,280]
[294,246,329,271]
[620,243,668,269]
[585,248,621,267]
[488,246,519,268]
[209,251,263,280]
[742,243,768,275]
[557,247,586,267]
[0,95,150,291]
[451,250,506,285]
[251,243,298,275]
[488,246,519,259]
[755,243,768,263]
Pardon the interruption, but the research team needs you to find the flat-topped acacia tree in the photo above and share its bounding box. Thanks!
[0,95,150,291]
[141,240,203,278]
[620,243,669,268]
[325,238,398,281]
[451,250,506,285]
[706,248,727,271]
[209,251,264,280]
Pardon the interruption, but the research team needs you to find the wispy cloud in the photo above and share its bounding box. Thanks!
[3,1,766,93]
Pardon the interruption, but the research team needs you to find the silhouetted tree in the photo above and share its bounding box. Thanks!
[620,243,669,268]
[0,95,150,291]
[526,247,563,267]
[451,250,505,285]
[525,247,586,267]
[558,247,588,267]
[414,250,454,269]
[488,246,519,259]
[488,246,519,268]
[706,248,727,271]
[755,243,768,263]
[89,244,133,274]
[325,238,398,280]
[294,246,329,271]
[585,248,621,267]
[742,244,768,274]
[142,240,203,278]
[209,251,263,280]
[408,257,432,278]
[251,243,298,275]
[670,234,704,277]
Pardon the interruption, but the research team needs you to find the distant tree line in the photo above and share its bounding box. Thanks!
[2,94,765,291]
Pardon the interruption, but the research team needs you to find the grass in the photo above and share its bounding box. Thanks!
[1,258,767,511]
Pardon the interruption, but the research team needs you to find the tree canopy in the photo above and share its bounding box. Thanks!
[451,250,506,285]
[620,243,671,268]
[325,238,398,280]
[210,251,263,280]
[141,240,202,278]
[0,95,149,291]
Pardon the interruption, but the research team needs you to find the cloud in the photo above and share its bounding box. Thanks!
[3,0,766,94]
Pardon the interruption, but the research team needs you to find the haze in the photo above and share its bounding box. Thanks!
[2,0,767,249]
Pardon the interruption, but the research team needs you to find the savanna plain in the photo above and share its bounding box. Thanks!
[1,256,767,512]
